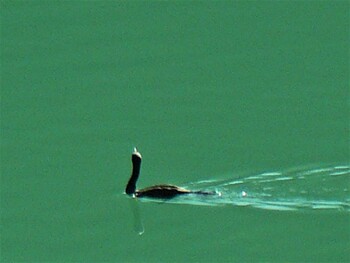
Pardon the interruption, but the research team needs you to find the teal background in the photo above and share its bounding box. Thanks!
[1,1,349,262]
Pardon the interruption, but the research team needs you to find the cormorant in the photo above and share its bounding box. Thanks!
[125,148,216,199]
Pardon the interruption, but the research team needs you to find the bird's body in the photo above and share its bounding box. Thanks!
[135,184,191,198]
[125,148,216,199]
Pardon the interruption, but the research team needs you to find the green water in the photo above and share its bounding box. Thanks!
[1,1,349,262]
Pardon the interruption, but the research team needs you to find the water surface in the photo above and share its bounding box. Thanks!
[2,1,349,262]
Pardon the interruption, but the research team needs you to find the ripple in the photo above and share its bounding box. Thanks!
[139,164,350,212]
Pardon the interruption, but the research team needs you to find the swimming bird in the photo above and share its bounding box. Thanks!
[125,148,216,199]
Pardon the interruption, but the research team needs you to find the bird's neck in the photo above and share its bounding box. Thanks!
[125,159,141,195]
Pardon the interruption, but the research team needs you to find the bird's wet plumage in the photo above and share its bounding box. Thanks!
[125,148,216,199]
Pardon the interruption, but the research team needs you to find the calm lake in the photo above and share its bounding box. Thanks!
[2,1,349,262]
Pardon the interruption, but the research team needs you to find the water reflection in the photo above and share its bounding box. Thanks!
[128,198,144,236]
